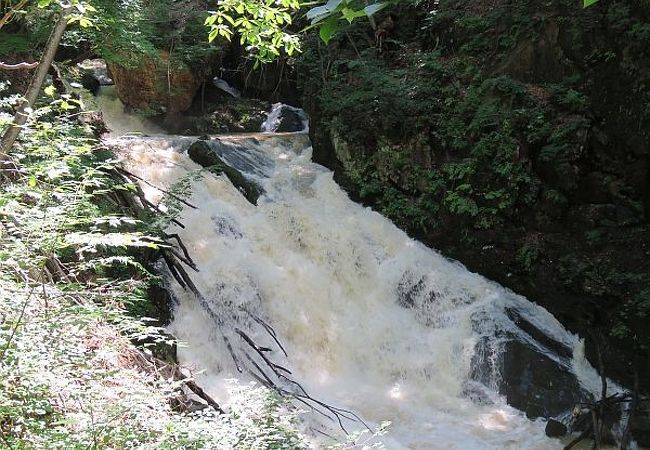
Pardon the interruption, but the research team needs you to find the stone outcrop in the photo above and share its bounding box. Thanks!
[261,103,309,132]
[108,51,201,115]
[187,139,263,205]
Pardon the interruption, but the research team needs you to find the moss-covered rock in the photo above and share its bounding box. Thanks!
[182,96,270,134]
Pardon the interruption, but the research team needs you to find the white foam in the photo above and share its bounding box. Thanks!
[113,134,611,449]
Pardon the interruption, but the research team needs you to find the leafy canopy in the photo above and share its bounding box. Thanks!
[205,0,301,63]
[205,0,601,61]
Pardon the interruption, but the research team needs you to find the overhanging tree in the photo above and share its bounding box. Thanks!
[0,0,93,171]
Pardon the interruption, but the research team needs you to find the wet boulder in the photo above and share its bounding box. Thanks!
[184,97,270,134]
[470,338,587,419]
[187,140,263,205]
[78,59,113,86]
[500,340,586,419]
[545,418,568,437]
[261,103,309,132]
[470,307,591,420]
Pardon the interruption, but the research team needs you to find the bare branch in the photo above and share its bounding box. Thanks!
[0,61,38,71]
[0,0,29,31]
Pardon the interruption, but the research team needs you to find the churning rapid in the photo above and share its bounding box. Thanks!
[105,110,610,448]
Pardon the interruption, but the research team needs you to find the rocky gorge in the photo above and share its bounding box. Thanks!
[3,0,648,446]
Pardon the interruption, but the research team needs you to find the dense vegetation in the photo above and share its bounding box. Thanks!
[1,0,649,447]
[298,0,650,392]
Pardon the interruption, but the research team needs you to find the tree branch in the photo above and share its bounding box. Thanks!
[0,6,72,161]
[0,0,29,31]
[0,61,38,71]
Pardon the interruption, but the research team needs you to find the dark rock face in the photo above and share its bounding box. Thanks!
[187,140,263,205]
[132,283,178,364]
[470,337,588,419]
[500,341,585,419]
[78,59,113,89]
[261,103,309,133]
[545,418,568,438]
[147,283,176,326]
[298,0,650,396]
[79,72,100,96]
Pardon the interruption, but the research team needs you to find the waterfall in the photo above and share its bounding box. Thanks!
[95,86,165,137]
[107,130,614,449]
[261,103,310,133]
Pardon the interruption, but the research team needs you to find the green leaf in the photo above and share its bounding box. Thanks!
[341,7,365,23]
[319,17,338,44]
[583,0,599,6]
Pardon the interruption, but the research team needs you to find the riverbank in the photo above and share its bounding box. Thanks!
[0,86,312,448]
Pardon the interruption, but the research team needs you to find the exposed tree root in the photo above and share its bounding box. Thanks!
[563,334,649,450]
[133,349,224,414]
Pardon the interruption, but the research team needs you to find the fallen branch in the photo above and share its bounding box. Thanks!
[0,61,38,70]
[117,167,198,210]
[109,145,370,434]
[135,349,224,414]
[564,333,644,450]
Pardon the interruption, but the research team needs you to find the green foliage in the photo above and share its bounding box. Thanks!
[515,243,541,273]
[205,0,301,63]
[62,0,218,70]
[306,0,389,44]
[0,33,39,54]
[612,290,650,348]
[314,48,539,231]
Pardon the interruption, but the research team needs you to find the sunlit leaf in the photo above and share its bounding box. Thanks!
[319,17,338,44]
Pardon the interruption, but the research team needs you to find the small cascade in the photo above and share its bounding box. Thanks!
[110,134,617,450]
[212,77,241,98]
[95,86,165,137]
[98,88,623,449]
[261,102,309,133]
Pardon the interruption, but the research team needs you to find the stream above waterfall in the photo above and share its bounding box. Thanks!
[100,94,623,449]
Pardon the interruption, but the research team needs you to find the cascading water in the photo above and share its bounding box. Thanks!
[95,85,165,137]
[101,95,616,449]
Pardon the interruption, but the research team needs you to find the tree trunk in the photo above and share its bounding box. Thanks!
[0,7,72,171]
